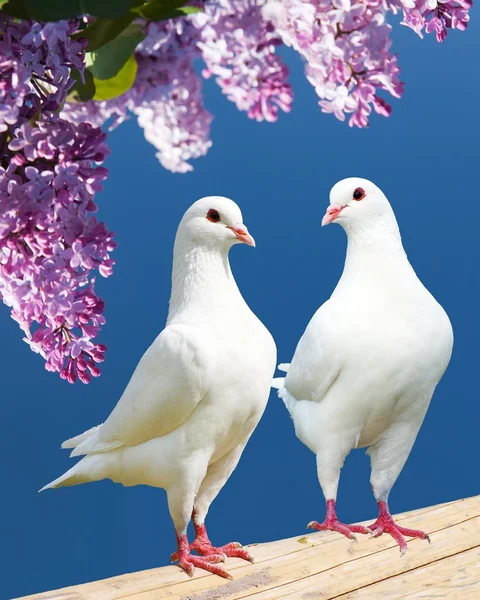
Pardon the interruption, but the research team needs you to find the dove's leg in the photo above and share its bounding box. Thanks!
[368,418,430,555]
[192,443,253,562]
[171,444,253,563]
[308,443,371,540]
[167,462,232,579]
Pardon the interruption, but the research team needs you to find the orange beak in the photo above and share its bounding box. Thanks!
[322,204,347,226]
[227,224,256,247]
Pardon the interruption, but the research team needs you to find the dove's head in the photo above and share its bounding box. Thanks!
[322,178,394,231]
[179,196,255,250]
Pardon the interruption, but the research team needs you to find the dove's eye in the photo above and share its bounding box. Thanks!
[353,188,365,201]
[207,209,221,223]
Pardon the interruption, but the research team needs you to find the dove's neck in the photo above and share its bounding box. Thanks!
[167,238,242,323]
[341,215,413,282]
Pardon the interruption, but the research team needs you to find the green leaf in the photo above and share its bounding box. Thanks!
[137,0,196,20]
[92,54,137,100]
[2,0,135,21]
[162,5,203,18]
[87,23,144,80]
[67,68,96,103]
[82,0,134,19]
[72,13,135,52]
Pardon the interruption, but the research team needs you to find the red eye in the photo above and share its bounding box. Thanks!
[207,209,221,223]
[353,187,365,201]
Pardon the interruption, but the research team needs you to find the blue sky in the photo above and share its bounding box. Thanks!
[2,13,479,599]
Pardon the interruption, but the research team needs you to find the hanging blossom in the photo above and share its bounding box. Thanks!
[265,0,471,126]
[63,20,213,173]
[131,20,214,173]
[63,1,293,171]
[190,0,293,122]
[0,16,115,383]
[400,0,471,42]
[268,0,404,127]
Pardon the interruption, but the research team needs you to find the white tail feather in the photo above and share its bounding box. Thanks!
[69,434,122,458]
[271,377,285,390]
[39,454,111,492]
[277,363,290,373]
[61,424,103,449]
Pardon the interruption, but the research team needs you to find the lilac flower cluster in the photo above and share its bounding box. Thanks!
[130,20,214,173]
[63,2,293,172]
[400,0,471,42]
[63,20,213,173]
[0,16,115,383]
[266,0,471,127]
[191,0,293,123]
[268,0,403,127]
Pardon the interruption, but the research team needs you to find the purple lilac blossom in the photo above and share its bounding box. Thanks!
[63,2,292,170]
[401,0,471,42]
[131,21,213,173]
[0,15,115,383]
[190,0,293,123]
[268,0,404,127]
[63,20,213,173]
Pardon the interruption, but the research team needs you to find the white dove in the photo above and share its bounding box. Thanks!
[273,178,453,554]
[41,196,276,579]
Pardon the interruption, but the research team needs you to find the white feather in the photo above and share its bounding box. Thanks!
[276,178,453,503]
[42,196,277,539]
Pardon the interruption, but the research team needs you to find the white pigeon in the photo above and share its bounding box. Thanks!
[273,178,453,554]
[41,196,277,579]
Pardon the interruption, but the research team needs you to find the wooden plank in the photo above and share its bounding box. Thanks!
[244,515,480,599]
[335,546,480,599]
[156,496,480,600]
[16,496,480,600]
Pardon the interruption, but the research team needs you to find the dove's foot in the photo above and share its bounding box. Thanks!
[368,501,430,555]
[192,537,253,562]
[307,499,371,541]
[171,524,253,563]
[173,534,232,579]
[191,522,253,562]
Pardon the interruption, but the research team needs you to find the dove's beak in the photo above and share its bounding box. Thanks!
[228,224,256,247]
[322,204,346,226]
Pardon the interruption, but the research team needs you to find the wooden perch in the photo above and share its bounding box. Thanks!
[16,495,480,600]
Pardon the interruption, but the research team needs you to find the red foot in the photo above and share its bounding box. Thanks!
[173,522,253,561]
[308,499,371,541]
[368,501,430,555]
[173,533,232,579]
[190,532,253,562]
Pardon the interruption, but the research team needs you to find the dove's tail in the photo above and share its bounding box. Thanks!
[39,454,112,492]
[61,423,122,458]
[61,425,102,449]
[272,362,290,390]
[271,363,297,414]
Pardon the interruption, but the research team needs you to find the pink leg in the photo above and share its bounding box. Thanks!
[368,500,431,555]
[308,499,372,540]
[173,533,232,579]
[188,521,253,562]
[171,510,253,565]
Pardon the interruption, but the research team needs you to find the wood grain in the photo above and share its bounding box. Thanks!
[15,496,480,600]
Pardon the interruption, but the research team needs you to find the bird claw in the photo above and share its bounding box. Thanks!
[171,548,226,563]
[368,527,383,539]
[195,540,253,563]
[176,552,233,579]
[172,538,253,566]
[367,515,430,555]
[307,519,370,541]
[203,552,227,563]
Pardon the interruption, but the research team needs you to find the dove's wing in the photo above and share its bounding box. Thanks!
[285,300,342,403]
[71,324,211,456]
